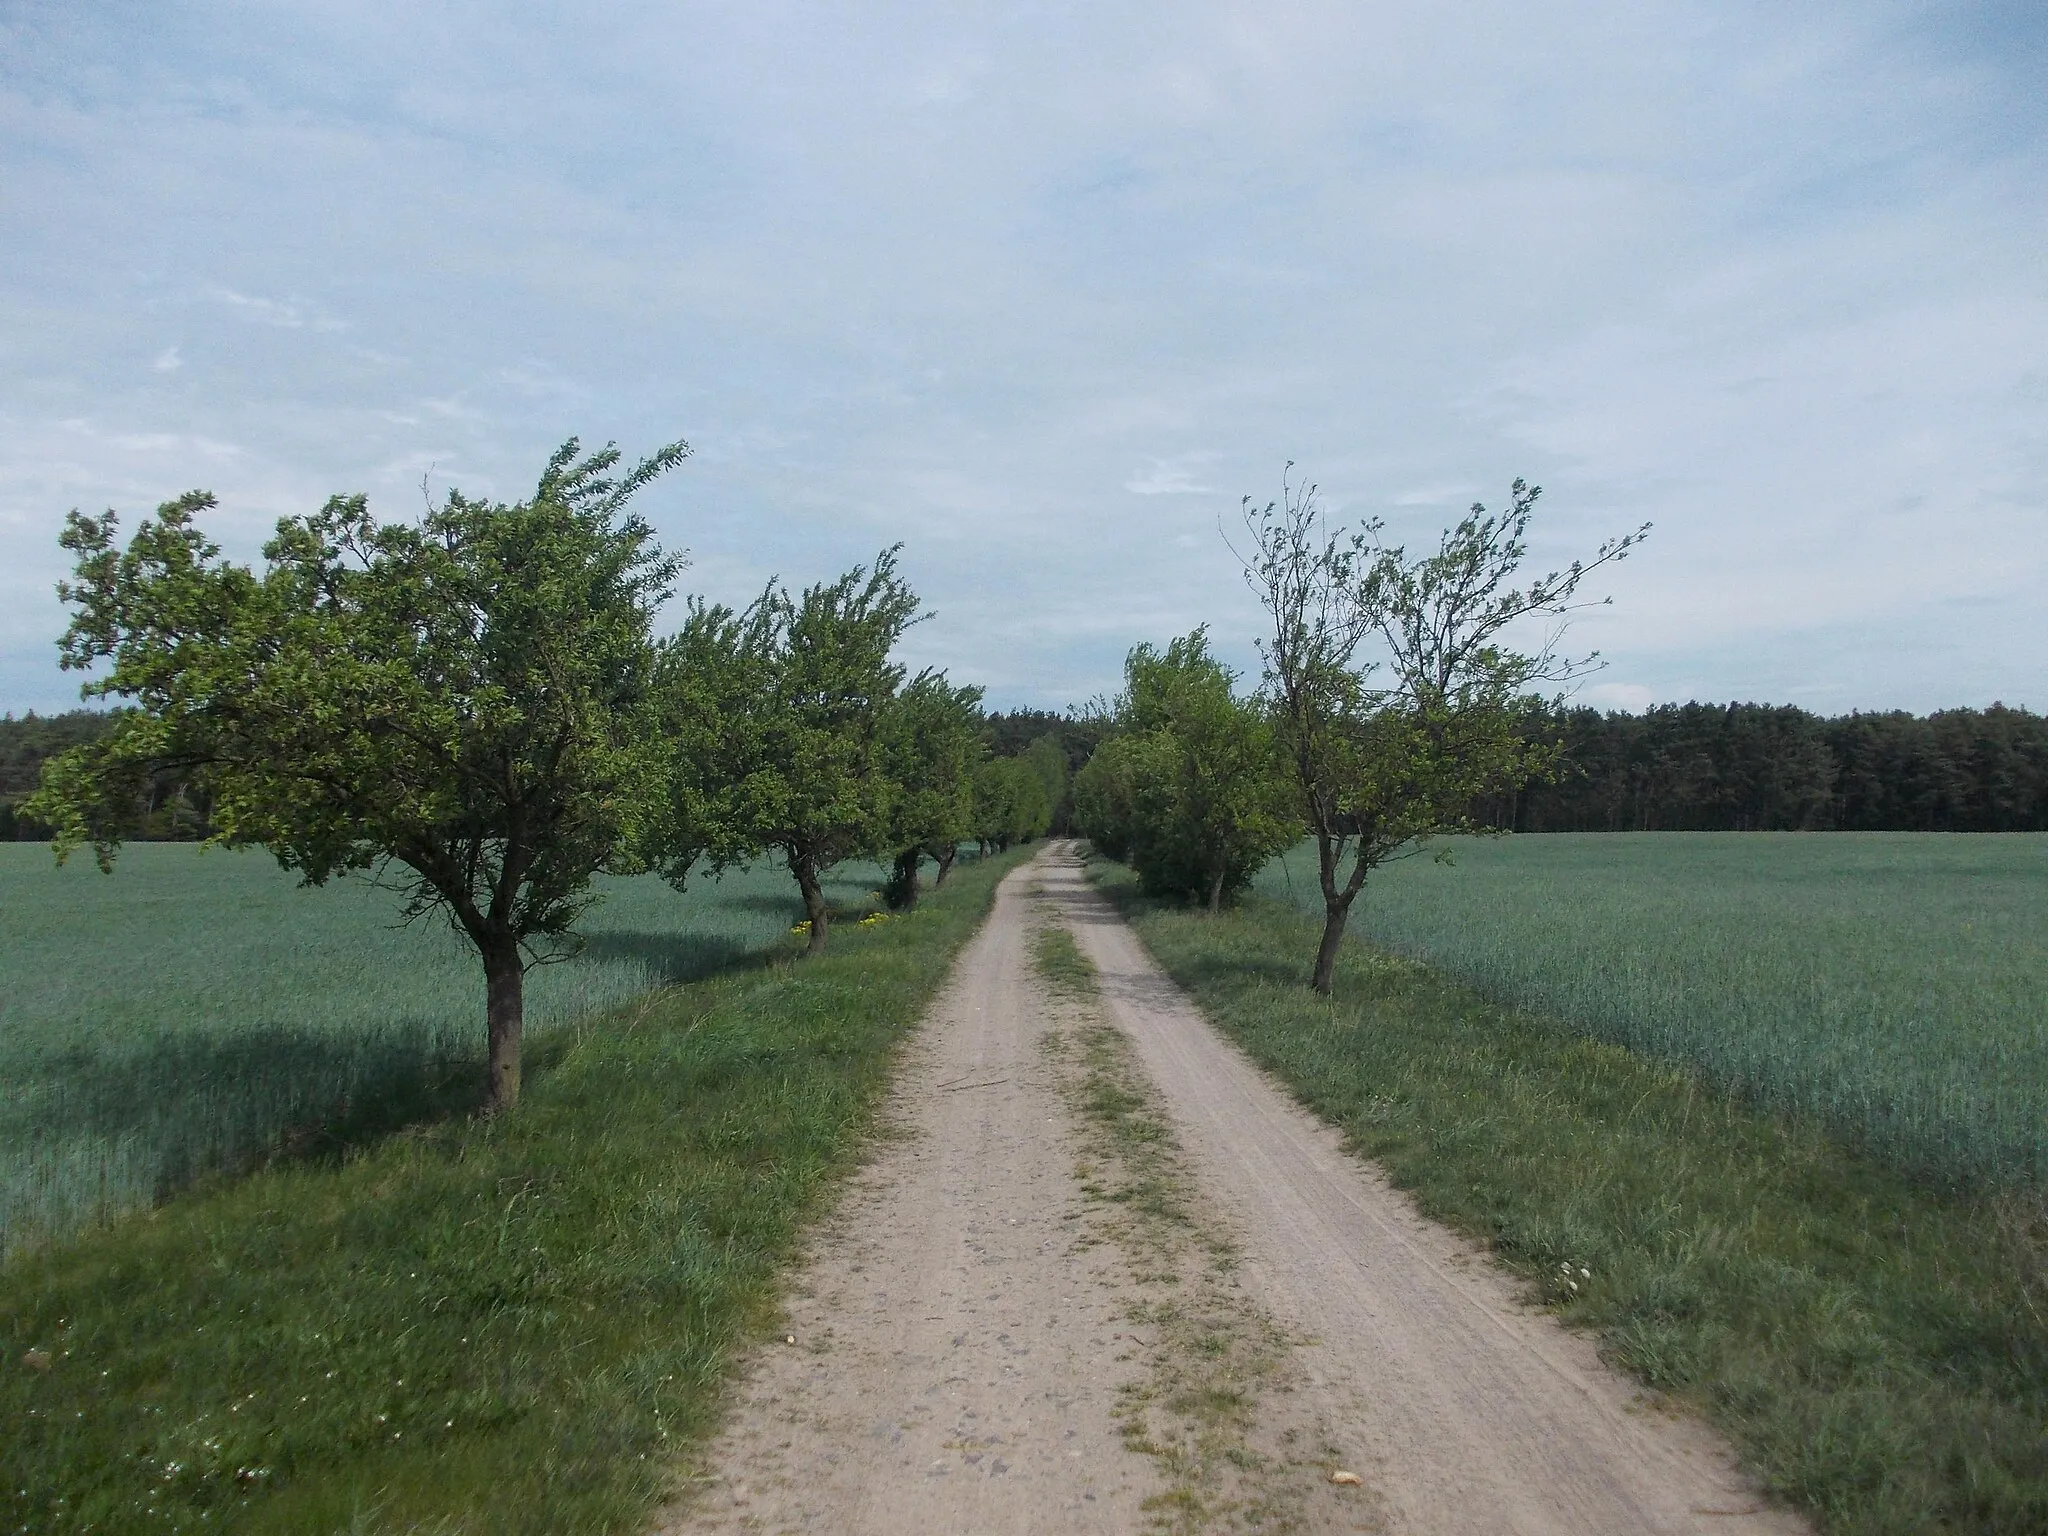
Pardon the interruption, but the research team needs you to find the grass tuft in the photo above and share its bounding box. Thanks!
[1032,910,1344,1533]
[1030,919,1099,1002]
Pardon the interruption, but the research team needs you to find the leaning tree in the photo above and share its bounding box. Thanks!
[29,439,688,1110]
[653,547,924,955]
[1236,471,1647,992]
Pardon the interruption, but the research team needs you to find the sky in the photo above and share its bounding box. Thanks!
[3,0,2043,717]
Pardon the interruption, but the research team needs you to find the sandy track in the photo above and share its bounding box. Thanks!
[659,860,1161,1534]
[663,847,1807,1534]
[1038,847,1807,1536]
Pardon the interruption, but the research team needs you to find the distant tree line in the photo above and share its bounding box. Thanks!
[1470,702,2048,833]
[1,710,211,841]
[981,710,1103,835]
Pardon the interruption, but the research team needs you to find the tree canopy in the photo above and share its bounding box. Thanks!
[971,757,1052,851]
[652,546,923,954]
[1073,629,1298,910]
[881,669,987,908]
[27,439,689,1109]
[1236,472,1646,991]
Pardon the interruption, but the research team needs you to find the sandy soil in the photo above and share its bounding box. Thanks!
[1040,846,1807,1536]
[660,847,1809,1535]
[658,858,1162,1534]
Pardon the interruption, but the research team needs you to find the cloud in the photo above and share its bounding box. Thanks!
[153,346,182,372]
[1392,482,1477,508]
[419,394,486,423]
[110,433,243,462]
[204,287,344,332]
[1125,458,1217,496]
[0,2,2042,716]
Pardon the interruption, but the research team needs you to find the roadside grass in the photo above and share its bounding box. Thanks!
[1092,858,2048,1536]
[0,848,1030,1536]
[1030,916,1344,1534]
[0,845,889,1257]
[1256,833,2048,1186]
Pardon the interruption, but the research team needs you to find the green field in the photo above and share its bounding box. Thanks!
[1256,833,2048,1185]
[1101,862,2048,1533]
[2,846,1031,1534]
[0,844,891,1257]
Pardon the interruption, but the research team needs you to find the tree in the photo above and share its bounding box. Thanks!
[971,757,1051,852]
[1076,629,1299,910]
[28,439,689,1109]
[653,547,922,955]
[982,709,1067,758]
[645,591,774,882]
[976,712,1104,835]
[1072,735,1139,862]
[1236,471,1645,992]
[1019,733,1071,834]
[881,670,986,908]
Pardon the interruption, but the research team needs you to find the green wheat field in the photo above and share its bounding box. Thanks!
[1256,833,2048,1186]
[0,844,888,1257]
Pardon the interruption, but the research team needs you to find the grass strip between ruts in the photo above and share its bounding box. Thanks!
[1032,919,1339,1533]
[1,847,1032,1536]
[1087,858,2048,1536]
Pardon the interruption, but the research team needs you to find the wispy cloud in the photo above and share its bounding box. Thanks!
[110,433,243,462]
[1392,482,1477,507]
[419,394,486,423]
[204,287,344,332]
[1125,457,1217,496]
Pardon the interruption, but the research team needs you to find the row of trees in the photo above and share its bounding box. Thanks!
[984,709,1103,832]
[1076,473,1648,991]
[0,705,1063,854]
[24,440,1044,1111]
[1469,701,2048,832]
[19,691,2036,845]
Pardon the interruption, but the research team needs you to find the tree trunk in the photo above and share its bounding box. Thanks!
[887,845,922,910]
[792,852,830,956]
[1207,863,1227,914]
[484,940,524,1111]
[1308,825,1367,994]
[1310,902,1350,994]
[934,844,956,886]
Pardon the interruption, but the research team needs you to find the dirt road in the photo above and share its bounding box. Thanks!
[663,848,1805,1534]
[662,855,1162,1534]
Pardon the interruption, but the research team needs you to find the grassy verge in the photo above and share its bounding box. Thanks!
[1255,834,2048,1186]
[1030,918,1346,1535]
[1090,858,2048,1536]
[1,849,1031,1536]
